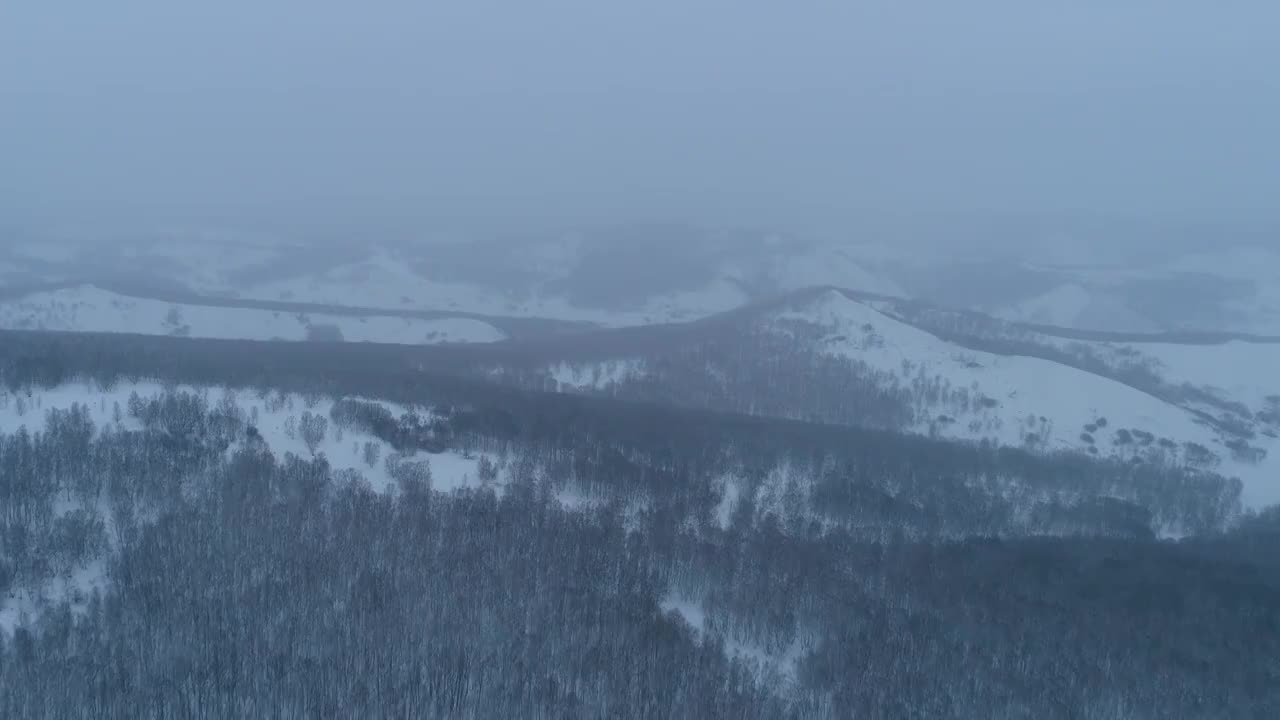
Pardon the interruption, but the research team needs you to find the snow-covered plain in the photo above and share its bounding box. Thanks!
[0,285,507,344]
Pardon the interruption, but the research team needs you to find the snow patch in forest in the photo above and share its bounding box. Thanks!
[0,561,108,636]
[427,450,500,494]
[550,359,644,391]
[661,593,798,681]
[715,476,741,530]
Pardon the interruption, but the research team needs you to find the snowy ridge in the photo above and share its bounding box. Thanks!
[0,285,507,345]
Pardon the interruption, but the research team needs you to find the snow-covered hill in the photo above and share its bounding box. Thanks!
[518,289,1276,508]
[0,285,507,344]
[773,291,1279,506]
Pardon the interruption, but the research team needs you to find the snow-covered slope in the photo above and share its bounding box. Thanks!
[0,380,510,633]
[0,286,506,344]
[0,382,504,498]
[1125,341,1280,409]
[773,291,1278,506]
[778,292,1207,453]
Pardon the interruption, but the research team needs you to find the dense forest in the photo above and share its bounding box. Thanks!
[0,330,1276,718]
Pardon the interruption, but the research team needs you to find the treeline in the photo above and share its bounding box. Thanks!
[493,322,916,431]
[0,387,1276,718]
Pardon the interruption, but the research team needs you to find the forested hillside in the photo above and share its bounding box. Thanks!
[0,329,1275,717]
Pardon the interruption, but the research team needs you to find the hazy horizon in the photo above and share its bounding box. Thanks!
[5,1,1280,233]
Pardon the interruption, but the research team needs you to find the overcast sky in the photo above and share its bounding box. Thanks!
[3,1,1279,233]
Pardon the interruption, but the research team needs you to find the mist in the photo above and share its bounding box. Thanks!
[5,4,1280,713]
[4,1,1280,235]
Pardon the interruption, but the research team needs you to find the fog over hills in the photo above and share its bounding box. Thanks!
[6,220,1280,334]
[3,225,1279,510]
[5,1,1280,715]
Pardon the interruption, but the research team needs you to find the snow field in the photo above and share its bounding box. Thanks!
[775,291,1279,506]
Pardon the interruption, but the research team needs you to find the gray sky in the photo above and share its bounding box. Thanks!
[3,1,1279,233]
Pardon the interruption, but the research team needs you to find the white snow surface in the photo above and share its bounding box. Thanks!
[661,592,805,681]
[0,381,505,498]
[549,359,644,391]
[776,290,1280,507]
[1122,340,1280,410]
[0,285,506,344]
[0,561,108,636]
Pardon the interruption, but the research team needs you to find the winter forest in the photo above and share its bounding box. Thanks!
[8,3,1280,715]
[0,329,1275,718]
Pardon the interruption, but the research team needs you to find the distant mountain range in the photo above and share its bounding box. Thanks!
[5,223,1280,334]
